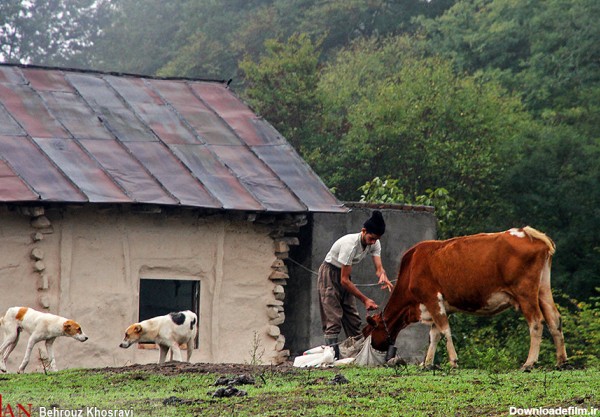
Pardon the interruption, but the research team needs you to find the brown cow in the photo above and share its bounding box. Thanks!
[363,227,567,370]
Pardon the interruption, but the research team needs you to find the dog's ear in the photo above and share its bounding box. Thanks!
[366,315,377,326]
[134,324,143,333]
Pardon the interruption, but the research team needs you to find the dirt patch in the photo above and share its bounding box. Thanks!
[90,361,302,377]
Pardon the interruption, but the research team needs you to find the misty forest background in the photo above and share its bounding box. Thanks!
[1,0,598,367]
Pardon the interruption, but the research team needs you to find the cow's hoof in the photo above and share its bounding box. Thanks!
[520,364,534,372]
[556,361,573,371]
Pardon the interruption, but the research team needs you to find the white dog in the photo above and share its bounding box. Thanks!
[119,311,197,364]
[0,306,88,373]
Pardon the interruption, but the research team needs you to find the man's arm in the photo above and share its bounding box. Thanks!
[372,255,393,292]
[340,265,378,310]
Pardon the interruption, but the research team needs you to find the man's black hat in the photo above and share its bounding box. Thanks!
[363,210,385,235]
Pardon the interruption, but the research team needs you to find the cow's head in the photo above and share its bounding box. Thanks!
[363,313,392,351]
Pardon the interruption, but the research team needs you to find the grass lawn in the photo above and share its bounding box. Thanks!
[0,363,598,417]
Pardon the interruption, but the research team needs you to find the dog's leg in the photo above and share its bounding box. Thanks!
[158,345,169,364]
[170,342,182,362]
[45,338,57,371]
[18,334,42,373]
[0,328,21,372]
[185,340,193,362]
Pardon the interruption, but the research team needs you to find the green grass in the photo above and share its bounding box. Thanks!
[1,365,599,417]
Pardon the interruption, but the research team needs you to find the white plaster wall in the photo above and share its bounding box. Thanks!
[0,206,280,372]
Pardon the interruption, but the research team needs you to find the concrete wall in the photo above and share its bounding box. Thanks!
[0,205,288,372]
[283,204,437,364]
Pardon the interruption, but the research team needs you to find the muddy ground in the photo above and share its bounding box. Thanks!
[91,361,303,377]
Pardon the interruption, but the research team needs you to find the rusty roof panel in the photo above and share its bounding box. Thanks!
[123,141,221,208]
[39,91,115,140]
[253,144,346,212]
[209,144,305,211]
[0,135,86,201]
[149,79,242,146]
[21,67,75,93]
[66,73,157,142]
[0,105,26,136]
[0,64,346,213]
[0,83,69,138]
[78,139,178,205]
[0,159,37,201]
[190,83,285,146]
[33,137,131,203]
[106,76,200,145]
[170,144,264,211]
[0,66,26,84]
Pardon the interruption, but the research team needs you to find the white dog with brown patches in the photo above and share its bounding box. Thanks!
[119,311,197,364]
[0,307,88,373]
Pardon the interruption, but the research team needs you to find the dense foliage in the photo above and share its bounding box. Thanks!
[1,0,598,302]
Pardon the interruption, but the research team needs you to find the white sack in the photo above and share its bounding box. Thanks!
[353,335,387,366]
[293,346,335,368]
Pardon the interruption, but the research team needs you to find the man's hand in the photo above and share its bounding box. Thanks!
[364,298,378,311]
[378,271,393,292]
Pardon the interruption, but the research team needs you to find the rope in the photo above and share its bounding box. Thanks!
[285,257,397,287]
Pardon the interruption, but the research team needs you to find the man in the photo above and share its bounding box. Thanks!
[318,210,393,358]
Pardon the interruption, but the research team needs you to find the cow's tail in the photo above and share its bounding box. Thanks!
[523,226,555,256]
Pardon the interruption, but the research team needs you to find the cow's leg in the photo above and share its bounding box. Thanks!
[516,295,545,371]
[423,324,442,368]
[539,275,567,367]
[425,298,459,368]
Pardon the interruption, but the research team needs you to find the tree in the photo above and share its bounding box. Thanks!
[239,33,323,152]
[313,36,535,236]
[359,176,455,237]
[83,0,186,75]
[82,0,456,79]
[0,0,109,67]
[418,0,600,135]
[502,125,600,300]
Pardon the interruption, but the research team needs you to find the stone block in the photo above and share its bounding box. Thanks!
[31,216,51,229]
[33,260,45,272]
[39,294,50,309]
[269,313,285,326]
[273,240,289,253]
[267,307,280,319]
[269,270,289,280]
[267,325,280,338]
[275,335,286,351]
[30,248,44,260]
[31,232,44,242]
[38,274,49,290]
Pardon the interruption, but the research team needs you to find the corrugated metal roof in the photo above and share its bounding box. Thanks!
[0,64,346,213]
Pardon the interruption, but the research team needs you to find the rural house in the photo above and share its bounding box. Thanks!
[0,64,435,371]
[0,63,349,370]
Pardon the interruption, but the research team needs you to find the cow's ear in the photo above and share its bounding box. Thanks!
[134,324,142,333]
[366,315,377,326]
